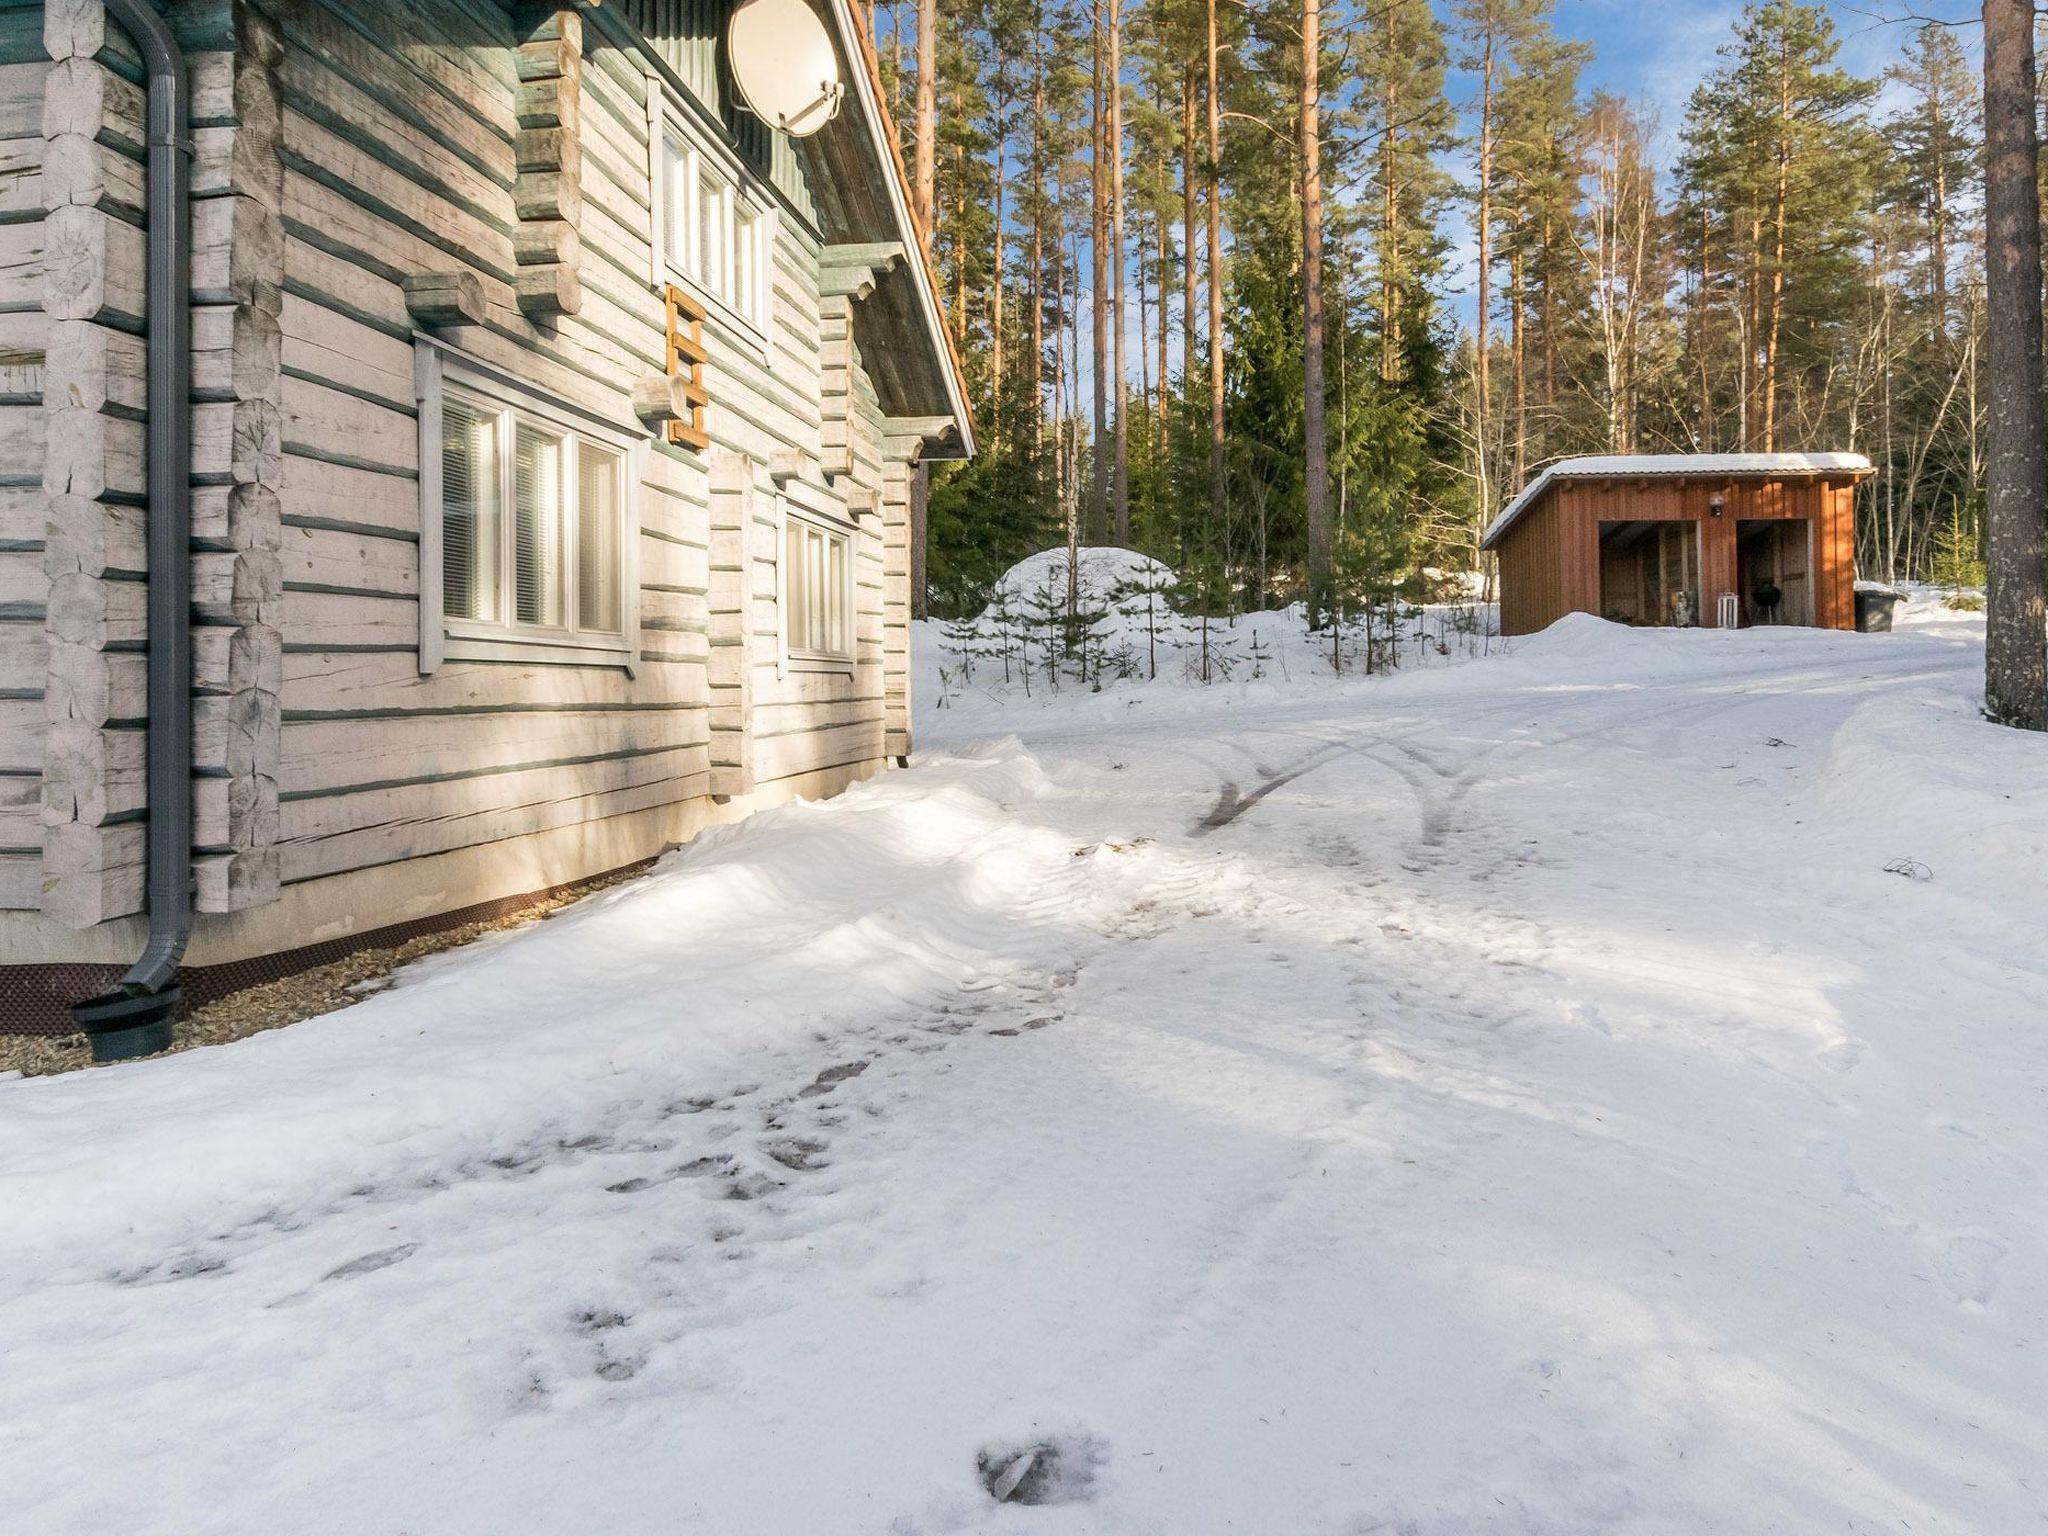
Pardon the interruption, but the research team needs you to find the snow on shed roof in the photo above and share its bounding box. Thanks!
[1480,452,1874,549]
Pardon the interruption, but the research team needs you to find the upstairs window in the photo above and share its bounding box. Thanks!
[657,121,773,343]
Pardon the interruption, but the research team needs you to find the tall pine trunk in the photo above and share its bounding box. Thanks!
[913,0,935,241]
[1156,142,1170,447]
[1510,246,1526,484]
[1110,0,1130,544]
[1030,7,1045,447]
[1982,0,2048,729]
[1302,0,1332,626]
[1090,0,1110,545]
[909,0,936,620]
[1182,70,1199,415]
[1206,0,1226,532]
[990,86,1007,450]
[1472,28,1495,521]
[1378,12,1400,384]
[1763,65,1791,452]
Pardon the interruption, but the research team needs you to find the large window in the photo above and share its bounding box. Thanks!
[418,343,638,673]
[784,507,852,665]
[659,125,773,342]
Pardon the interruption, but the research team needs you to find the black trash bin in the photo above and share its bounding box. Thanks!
[1854,586,1905,633]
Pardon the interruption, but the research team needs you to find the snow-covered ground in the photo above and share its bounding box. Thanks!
[4,592,2045,1534]
[923,546,1500,720]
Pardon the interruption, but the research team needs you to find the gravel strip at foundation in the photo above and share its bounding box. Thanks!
[0,866,648,1080]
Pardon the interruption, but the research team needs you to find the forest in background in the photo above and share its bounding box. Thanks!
[866,0,1987,623]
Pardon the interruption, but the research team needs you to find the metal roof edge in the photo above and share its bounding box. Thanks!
[1480,453,1876,550]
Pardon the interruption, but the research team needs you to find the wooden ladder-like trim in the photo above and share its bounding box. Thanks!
[665,284,710,451]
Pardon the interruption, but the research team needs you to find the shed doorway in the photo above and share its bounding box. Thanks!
[1737,520,1812,626]
[1599,520,1701,627]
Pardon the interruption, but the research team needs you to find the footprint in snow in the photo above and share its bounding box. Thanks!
[322,1243,418,1282]
[799,1060,870,1097]
[115,1252,230,1286]
[1817,1038,1865,1074]
[761,1137,829,1171]
[1933,1231,2007,1309]
[976,1432,1106,1506]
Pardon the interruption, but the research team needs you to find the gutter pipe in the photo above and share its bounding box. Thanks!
[72,0,193,1061]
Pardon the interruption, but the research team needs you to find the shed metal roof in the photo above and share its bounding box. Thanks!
[1480,452,1874,550]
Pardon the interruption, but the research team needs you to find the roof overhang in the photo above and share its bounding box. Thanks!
[795,0,974,459]
[1481,452,1876,550]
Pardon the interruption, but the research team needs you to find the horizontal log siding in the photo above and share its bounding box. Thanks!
[0,18,44,907]
[263,0,884,898]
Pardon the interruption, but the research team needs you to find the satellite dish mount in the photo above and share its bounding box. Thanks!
[727,0,845,138]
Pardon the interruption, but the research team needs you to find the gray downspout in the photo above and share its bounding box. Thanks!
[73,0,192,1056]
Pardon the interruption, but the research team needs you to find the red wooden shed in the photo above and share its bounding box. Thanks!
[1482,453,1876,638]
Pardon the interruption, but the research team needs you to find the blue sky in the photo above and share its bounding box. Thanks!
[1428,0,1983,321]
[1549,0,1976,141]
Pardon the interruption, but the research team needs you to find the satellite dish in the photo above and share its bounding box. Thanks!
[728,0,844,138]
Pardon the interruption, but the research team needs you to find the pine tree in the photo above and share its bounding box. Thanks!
[1887,25,1978,336]
[1677,1,1873,451]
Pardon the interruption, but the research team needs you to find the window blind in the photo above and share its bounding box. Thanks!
[578,443,623,634]
[441,396,499,622]
[514,423,564,627]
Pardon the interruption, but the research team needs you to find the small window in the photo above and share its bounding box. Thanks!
[657,119,772,339]
[784,510,852,663]
[734,202,762,323]
[662,129,689,275]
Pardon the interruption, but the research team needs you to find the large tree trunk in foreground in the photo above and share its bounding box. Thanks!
[1982,0,2048,729]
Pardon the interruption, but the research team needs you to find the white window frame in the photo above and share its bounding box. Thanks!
[415,338,642,675]
[779,489,857,673]
[647,93,776,361]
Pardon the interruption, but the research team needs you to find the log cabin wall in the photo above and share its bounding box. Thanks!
[1,5,54,914]
[22,0,276,932]
[0,0,937,975]
[1494,473,1860,637]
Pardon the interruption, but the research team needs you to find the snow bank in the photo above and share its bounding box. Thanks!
[924,546,1500,731]
[0,745,1085,1281]
[3,586,2043,1536]
[1820,683,2048,900]
[980,545,1176,615]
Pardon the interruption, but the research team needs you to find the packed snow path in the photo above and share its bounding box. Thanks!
[4,610,2045,1534]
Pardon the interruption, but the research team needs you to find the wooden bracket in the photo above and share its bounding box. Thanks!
[403,271,485,328]
[818,241,905,301]
[769,449,825,487]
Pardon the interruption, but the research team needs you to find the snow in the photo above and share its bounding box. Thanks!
[925,546,1500,730]
[1482,451,1876,546]
[979,543,1179,603]
[4,590,2046,1533]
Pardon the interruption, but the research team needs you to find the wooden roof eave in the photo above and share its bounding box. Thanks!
[792,0,975,459]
